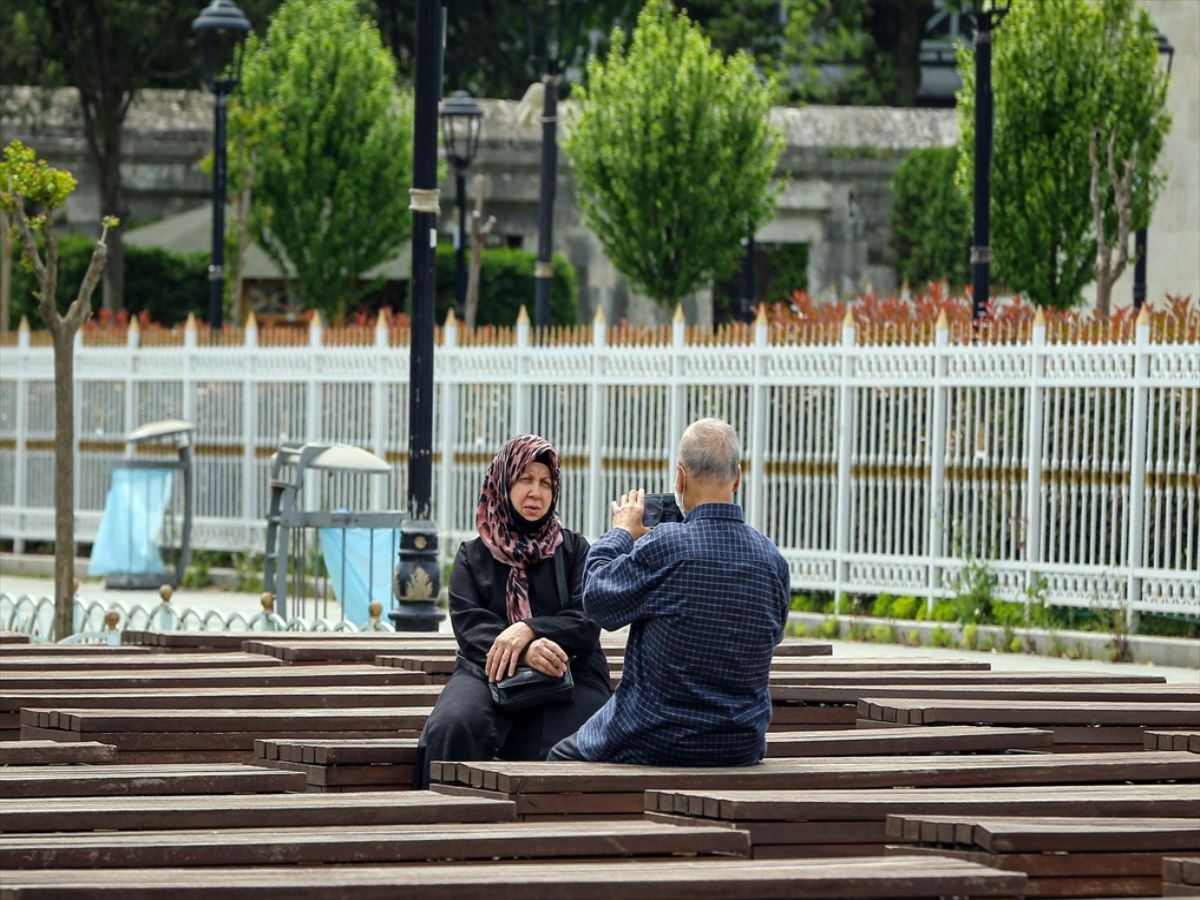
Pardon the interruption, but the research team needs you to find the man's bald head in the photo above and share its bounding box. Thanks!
[677,418,741,485]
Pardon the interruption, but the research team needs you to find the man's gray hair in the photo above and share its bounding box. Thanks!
[677,418,741,484]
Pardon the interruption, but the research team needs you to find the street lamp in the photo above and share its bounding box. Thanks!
[525,0,585,327]
[440,90,483,320]
[391,0,446,632]
[1133,28,1175,311]
[191,0,250,334]
[967,0,1010,323]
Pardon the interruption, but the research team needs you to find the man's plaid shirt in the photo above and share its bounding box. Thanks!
[574,503,790,766]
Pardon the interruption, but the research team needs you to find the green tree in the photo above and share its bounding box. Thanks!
[892,146,970,288]
[956,0,1170,309]
[0,1,281,314]
[564,0,783,312]
[233,0,412,321]
[1,141,115,639]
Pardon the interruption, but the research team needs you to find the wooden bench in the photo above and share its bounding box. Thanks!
[430,753,1199,820]
[0,763,304,797]
[0,632,31,644]
[0,653,282,673]
[643,783,1200,860]
[0,790,516,833]
[0,644,155,655]
[1163,856,1200,897]
[886,815,1200,899]
[769,670,1166,685]
[0,664,425,692]
[0,820,751,870]
[121,630,458,650]
[766,726,1055,756]
[0,856,1027,898]
[0,741,117,766]
[1146,730,1200,752]
[255,738,419,792]
[855,699,1200,751]
[18,707,433,765]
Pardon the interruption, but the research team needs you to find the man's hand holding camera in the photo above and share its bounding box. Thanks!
[611,488,649,540]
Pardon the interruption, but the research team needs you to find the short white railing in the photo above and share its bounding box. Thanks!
[0,313,1196,617]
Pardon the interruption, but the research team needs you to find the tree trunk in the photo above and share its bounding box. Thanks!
[52,327,77,640]
[96,133,126,313]
[465,174,494,331]
[101,228,125,314]
[0,208,11,332]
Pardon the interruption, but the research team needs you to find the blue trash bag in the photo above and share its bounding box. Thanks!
[88,467,174,576]
[318,527,400,625]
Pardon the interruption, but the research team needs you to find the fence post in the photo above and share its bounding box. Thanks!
[12,317,29,552]
[437,310,458,535]
[926,311,950,615]
[834,308,857,610]
[242,313,259,525]
[512,306,530,434]
[669,304,686,447]
[747,306,769,529]
[586,306,607,538]
[182,314,197,426]
[1124,307,1152,629]
[304,311,324,506]
[123,319,138,458]
[1023,309,1046,604]
[371,312,390,512]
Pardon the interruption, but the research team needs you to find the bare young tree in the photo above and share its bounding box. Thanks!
[1,141,115,639]
[465,173,495,331]
[1090,127,1137,317]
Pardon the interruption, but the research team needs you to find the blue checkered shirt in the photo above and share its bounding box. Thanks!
[574,503,790,766]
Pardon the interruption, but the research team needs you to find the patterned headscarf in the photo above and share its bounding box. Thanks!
[476,434,564,623]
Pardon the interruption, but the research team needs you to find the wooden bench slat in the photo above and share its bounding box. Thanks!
[0,855,1027,899]
[0,763,305,797]
[0,665,425,690]
[1,686,442,713]
[855,698,1200,727]
[0,654,282,672]
[0,790,513,833]
[0,741,117,766]
[883,815,1200,852]
[775,683,1198,703]
[0,821,752,869]
[766,726,1054,755]
[19,707,433,733]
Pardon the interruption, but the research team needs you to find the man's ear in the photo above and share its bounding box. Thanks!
[732,467,742,494]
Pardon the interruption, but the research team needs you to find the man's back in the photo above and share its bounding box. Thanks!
[576,502,790,766]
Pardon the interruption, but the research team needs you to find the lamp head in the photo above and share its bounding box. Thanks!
[192,0,251,94]
[439,90,484,170]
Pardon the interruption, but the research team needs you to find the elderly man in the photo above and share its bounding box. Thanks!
[548,417,790,766]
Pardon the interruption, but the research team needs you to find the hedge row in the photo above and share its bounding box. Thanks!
[10,237,578,328]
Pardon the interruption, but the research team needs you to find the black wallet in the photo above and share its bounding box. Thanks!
[489,665,575,713]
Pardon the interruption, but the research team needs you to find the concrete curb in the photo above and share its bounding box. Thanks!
[787,611,1199,669]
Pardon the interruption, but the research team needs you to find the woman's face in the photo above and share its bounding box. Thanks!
[510,460,553,522]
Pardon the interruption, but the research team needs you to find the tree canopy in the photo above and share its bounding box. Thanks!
[234,0,413,321]
[955,0,1170,309]
[564,0,783,311]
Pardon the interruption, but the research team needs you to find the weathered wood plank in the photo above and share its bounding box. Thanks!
[0,653,281,672]
[0,855,1027,899]
[1,685,442,714]
[855,698,1200,727]
[0,821,751,869]
[0,741,117,766]
[0,763,305,797]
[0,790,517,833]
[884,815,1200,852]
[765,726,1054,756]
[0,664,424,691]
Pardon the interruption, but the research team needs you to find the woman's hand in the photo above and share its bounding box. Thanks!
[485,621,535,682]
[522,636,569,678]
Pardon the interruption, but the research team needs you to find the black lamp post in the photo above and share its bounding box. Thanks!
[1133,28,1175,311]
[191,0,250,334]
[391,0,446,632]
[525,0,585,327]
[440,90,483,320]
[967,0,1010,323]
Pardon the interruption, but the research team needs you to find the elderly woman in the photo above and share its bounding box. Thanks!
[414,434,611,788]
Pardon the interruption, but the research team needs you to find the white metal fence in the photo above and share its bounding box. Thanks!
[1,314,1196,617]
